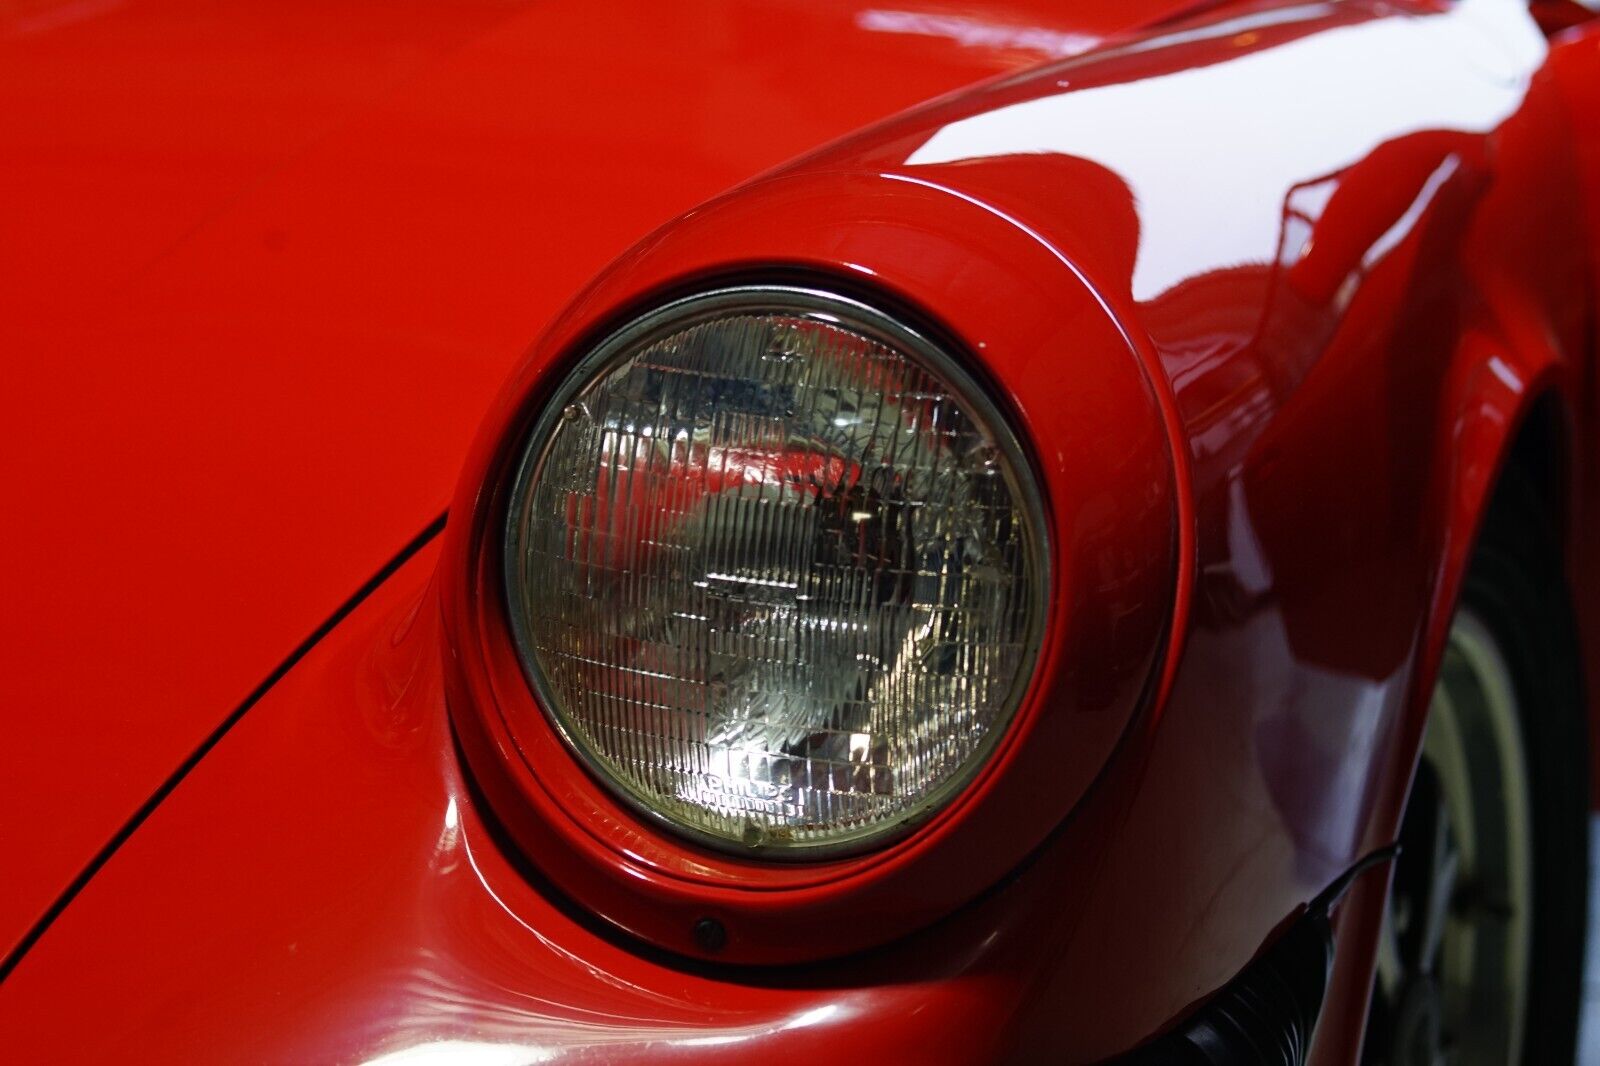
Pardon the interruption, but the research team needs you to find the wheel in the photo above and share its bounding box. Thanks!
[1364,478,1589,1065]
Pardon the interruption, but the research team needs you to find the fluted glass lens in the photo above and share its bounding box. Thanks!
[505,292,1045,854]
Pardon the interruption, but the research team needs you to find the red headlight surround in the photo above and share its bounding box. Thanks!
[440,170,1181,967]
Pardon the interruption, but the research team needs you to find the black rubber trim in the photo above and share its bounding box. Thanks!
[0,511,448,984]
[1126,846,1397,1066]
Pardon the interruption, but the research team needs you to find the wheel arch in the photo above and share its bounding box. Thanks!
[1497,388,1572,550]
[1360,323,1584,859]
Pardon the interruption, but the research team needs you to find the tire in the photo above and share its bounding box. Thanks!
[1365,470,1589,1064]
[1463,476,1588,1065]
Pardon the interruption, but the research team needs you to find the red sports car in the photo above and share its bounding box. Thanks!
[3,0,1599,1061]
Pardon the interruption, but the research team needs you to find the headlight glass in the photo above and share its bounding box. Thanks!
[504,287,1047,856]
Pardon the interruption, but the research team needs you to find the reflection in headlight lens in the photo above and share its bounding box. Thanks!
[504,288,1047,856]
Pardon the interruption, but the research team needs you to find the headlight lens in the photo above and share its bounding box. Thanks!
[504,286,1047,856]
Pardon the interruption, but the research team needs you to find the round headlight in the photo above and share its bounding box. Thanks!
[504,286,1048,857]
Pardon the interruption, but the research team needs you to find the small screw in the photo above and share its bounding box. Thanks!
[693,917,728,953]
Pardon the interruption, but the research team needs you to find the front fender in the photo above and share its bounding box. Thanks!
[457,0,1590,1051]
[674,0,1587,1054]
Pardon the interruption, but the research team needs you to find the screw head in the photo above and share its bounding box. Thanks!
[693,917,728,953]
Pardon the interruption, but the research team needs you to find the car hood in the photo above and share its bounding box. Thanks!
[0,0,1216,960]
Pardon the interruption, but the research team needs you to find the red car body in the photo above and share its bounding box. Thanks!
[3,0,1599,1060]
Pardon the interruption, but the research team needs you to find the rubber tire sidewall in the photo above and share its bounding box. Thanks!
[1458,475,1589,1065]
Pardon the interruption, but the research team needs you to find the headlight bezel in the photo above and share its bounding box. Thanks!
[499,284,1053,861]
[440,175,1181,965]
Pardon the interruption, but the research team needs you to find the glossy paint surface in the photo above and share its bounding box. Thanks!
[441,0,1594,1009]
[0,0,1210,964]
[0,536,1392,1064]
[0,543,1112,1063]
[793,0,1588,1051]
[3,0,1599,1062]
